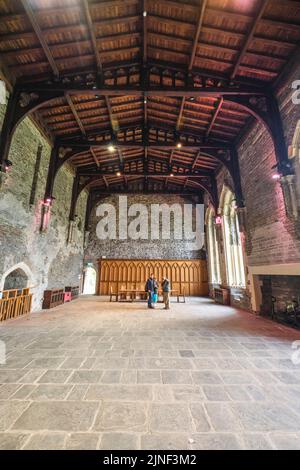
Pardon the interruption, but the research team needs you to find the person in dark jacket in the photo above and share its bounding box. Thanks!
[162,277,171,309]
[145,273,155,308]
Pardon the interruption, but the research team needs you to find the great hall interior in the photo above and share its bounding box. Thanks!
[0,0,300,452]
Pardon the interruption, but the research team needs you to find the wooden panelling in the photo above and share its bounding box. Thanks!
[98,258,208,296]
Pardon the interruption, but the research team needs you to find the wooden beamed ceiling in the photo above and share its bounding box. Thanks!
[0,0,299,194]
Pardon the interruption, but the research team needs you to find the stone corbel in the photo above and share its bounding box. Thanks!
[237,206,247,233]
[40,203,51,232]
[280,174,299,219]
[67,219,77,244]
[84,230,90,249]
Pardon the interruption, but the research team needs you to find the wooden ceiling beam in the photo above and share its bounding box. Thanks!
[80,171,213,178]
[189,0,208,72]
[82,0,103,73]
[91,189,199,195]
[0,27,293,61]
[176,0,208,132]
[230,0,269,80]
[176,98,186,130]
[103,176,109,188]
[143,0,148,65]
[92,15,140,28]
[105,96,123,166]
[105,96,118,134]
[200,25,298,49]
[206,97,224,138]
[20,0,59,77]
[66,94,86,136]
[191,150,202,170]
[90,148,100,167]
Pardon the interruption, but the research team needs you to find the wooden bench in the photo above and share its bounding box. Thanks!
[113,289,184,303]
[214,287,230,305]
[109,286,119,302]
[176,287,186,303]
[65,286,79,300]
[42,289,64,309]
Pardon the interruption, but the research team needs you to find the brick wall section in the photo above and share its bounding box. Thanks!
[0,100,87,310]
[85,194,205,263]
[205,61,300,311]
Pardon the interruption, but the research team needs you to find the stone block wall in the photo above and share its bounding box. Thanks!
[85,194,205,263]
[0,99,87,310]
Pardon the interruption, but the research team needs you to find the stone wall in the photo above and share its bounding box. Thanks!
[0,99,87,310]
[85,194,205,263]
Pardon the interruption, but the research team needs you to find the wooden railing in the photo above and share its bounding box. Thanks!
[0,288,33,322]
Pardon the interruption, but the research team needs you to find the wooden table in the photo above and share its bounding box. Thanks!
[117,289,185,303]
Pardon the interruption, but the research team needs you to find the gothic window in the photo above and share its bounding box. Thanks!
[207,207,221,284]
[222,189,246,288]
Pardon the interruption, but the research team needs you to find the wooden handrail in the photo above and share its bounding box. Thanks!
[0,292,32,322]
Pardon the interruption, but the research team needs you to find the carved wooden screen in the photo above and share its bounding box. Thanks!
[98,259,208,296]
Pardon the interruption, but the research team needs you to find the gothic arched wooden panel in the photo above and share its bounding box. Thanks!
[98,259,208,296]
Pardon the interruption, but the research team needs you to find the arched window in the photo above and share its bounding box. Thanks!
[206,206,221,284]
[222,188,246,288]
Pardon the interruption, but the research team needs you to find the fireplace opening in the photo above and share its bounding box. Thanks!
[260,275,300,328]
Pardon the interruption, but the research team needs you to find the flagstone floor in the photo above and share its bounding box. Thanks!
[0,296,300,450]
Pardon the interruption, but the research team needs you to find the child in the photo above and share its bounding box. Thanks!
[152,278,159,307]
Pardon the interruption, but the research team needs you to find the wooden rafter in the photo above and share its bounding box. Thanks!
[142,0,148,65]
[82,0,103,72]
[189,0,208,72]
[66,95,86,136]
[142,0,148,172]
[230,0,269,80]
[103,175,109,188]
[20,0,59,77]
[0,0,297,195]
[81,171,213,178]
[191,150,202,170]
[176,0,208,132]
[105,96,123,166]
[90,148,100,167]
[206,97,224,138]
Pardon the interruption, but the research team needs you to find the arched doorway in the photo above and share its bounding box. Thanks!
[0,262,33,292]
[4,268,28,290]
[83,266,97,294]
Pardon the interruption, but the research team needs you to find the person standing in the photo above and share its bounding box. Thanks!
[145,273,155,309]
[152,278,159,307]
[162,277,171,310]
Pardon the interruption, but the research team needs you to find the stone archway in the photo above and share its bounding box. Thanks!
[83,266,97,295]
[0,262,34,291]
